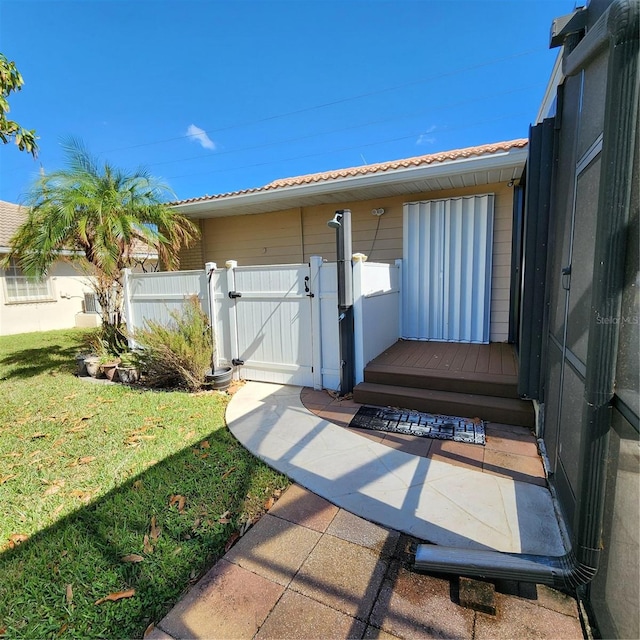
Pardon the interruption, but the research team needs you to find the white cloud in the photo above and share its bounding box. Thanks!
[186,124,215,150]
[416,134,436,146]
[416,125,438,146]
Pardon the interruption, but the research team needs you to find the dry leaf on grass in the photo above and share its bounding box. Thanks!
[133,480,143,490]
[150,516,162,540]
[68,456,96,467]
[168,495,186,513]
[125,434,155,446]
[94,588,135,605]
[43,484,62,496]
[65,584,73,605]
[221,467,236,480]
[224,532,239,552]
[143,623,156,638]
[121,553,145,563]
[0,474,16,485]
[69,490,94,503]
[199,440,210,449]
[67,425,86,433]
[264,497,275,510]
[143,534,154,555]
[8,533,28,548]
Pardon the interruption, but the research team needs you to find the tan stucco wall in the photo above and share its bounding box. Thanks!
[196,182,514,341]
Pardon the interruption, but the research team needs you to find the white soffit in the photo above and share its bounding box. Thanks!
[175,148,527,219]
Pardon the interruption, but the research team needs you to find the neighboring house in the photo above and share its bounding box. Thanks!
[0,200,157,336]
[0,200,100,335]
[174,139,528,344]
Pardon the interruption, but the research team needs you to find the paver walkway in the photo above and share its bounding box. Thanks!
[147,382,585,640]
[300,388,547,486]
[149,484,584,640]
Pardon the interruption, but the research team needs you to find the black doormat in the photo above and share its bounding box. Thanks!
[349,406,485,445]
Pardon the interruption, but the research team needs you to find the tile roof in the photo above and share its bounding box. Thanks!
[0,200,26,247]
[172,139,528,206]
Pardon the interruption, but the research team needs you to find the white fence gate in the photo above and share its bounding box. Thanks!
[123,256,400,391]
[213,261,315,387]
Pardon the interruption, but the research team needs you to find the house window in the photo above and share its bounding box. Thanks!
[3,258,53,303]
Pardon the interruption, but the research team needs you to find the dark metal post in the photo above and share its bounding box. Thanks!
[331,209,354,395]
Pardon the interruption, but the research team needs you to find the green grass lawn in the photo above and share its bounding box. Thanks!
[0,329,289,639]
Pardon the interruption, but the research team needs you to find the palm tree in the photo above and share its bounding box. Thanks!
[5,138,198,336]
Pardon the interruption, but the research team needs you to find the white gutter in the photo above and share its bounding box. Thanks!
[174,147,528,217]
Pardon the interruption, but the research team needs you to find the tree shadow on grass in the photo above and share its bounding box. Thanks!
[0,426,288,639]
[0,345,81,380]
[0,333,87,380]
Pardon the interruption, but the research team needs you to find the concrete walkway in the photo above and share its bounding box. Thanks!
[226,382,565,555]
[148,382,584,640]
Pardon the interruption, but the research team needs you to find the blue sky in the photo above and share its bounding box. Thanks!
[0,0,573,204]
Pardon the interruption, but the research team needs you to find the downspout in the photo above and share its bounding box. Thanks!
[415,0,639,589]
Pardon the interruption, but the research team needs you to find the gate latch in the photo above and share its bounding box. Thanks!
[232,358,245,366]
[228,291,242,299]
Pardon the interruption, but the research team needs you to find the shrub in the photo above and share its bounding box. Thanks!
[134,296,213,391]
[83,323,129,358]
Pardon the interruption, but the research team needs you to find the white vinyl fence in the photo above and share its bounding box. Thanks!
[122,269,210,335]
[353,258,402,384]
[122,255,402,390]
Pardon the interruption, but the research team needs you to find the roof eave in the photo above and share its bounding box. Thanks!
[174,147,528,218]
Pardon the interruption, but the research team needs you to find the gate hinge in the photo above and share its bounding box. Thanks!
[232,358,245,366]
[228,291,242,299]
[304,275,314,297]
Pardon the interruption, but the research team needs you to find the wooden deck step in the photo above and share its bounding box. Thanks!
[353,382,535,428]
[364,363,519,399]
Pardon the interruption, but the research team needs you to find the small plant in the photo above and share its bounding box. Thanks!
[134,296,213,391]
[83,323,129,359]
[98,353,120,365]
[117,351,139,368]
